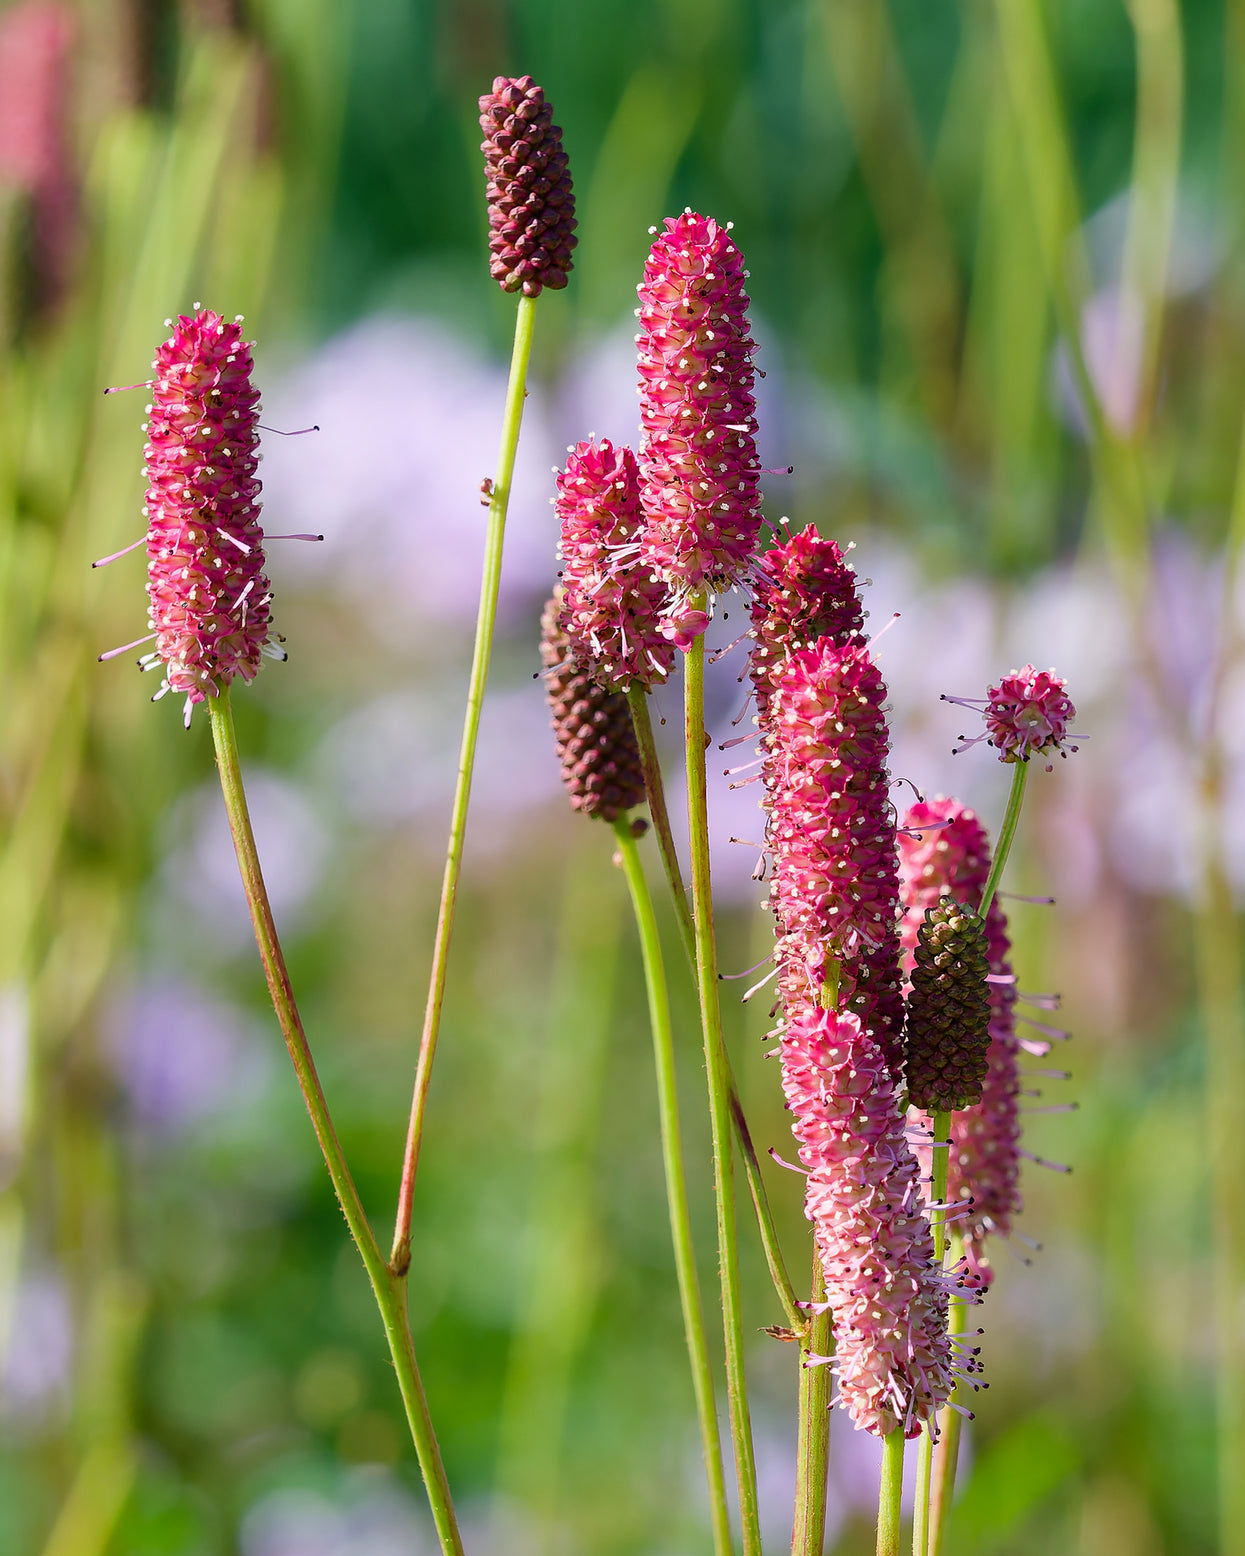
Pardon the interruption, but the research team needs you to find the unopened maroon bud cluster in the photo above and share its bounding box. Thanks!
[479,75,576,298]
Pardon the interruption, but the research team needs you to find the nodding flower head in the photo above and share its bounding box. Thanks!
[764,640,905,1074]
[749,526,865,729]
[142,308,274,726]
[479,75,577,298]
[947,665,1077,767]
[555,438,674,689]
[541,590,646,822]
[781,1005,959,1437]
[636,211,761,632]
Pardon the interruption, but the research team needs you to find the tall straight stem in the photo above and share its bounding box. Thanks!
[792,1253,831,1556]
[392,294,538,1271]
[877,1429,906,1556]
[928,1233,968,1556]
[613,817,732,1556]
[910,1110,951,1556]
[685,616,762,1555]
[207,690,464,1556]
[976,762,1029,923]
[628,682,803,1333]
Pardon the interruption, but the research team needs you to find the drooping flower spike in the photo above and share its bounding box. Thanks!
[541,589,647,823]
[899,797,1024,1287]
[555,438,674,689]
[636,211,762,640]
[479,75,577,298]
[102,309,280,728]
[945,665,1078,768]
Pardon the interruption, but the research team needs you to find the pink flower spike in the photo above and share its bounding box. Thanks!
[140,308,275,724]
[945,665,1077,767]
[555,437,674,689]
[635,211,762,634]
[781,1005,958,1437]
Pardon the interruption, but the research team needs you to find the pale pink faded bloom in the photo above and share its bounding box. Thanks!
[555,437,673,688]
[900,797,1021,1287]
[138,309,277,726]
[636,211,762,632]
[947,665,1077,767]
[764,640,905,1073]
[781,1005,956,1437]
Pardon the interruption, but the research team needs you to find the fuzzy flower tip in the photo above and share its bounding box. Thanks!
[947,665,1077,767]
[141,309,274,726]
[765,640,905,1074]
[900,798,1022,1286]
[541,590,646,822]
[555,438,674,689]
[479,75,576,298]
[782,1005,959,1437]
[749,526,865,729]
[636,211,762,629]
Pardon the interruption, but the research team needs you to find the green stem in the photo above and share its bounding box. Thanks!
[792,1253,831,1556]
[928,1233,968,1556]
[613,816,733,1556]
[910,1111,951,1556]
[877,1429,906,1556]
[392,293,538,1272]
[976,762,1030,924]
[685,616,762,1556]
[207,690,464,1556]
[629,680,803,1334]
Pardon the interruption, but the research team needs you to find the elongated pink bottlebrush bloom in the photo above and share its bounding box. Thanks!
[764,640,905,1074]
[781,1004,958,1437]
[635,211,762,641]
[555,438,674,689]
[946,665,1077,768]
[900,798,1021,1286]
[141,309,274,726]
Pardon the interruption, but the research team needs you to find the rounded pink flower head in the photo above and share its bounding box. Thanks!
[479,76,576,297]
[765,640,905,1074]
[143,309,273,725]
[636,211,761,634]
[781,1005,958,1437]
[947,665,1077,767]
[900,797,1022,1287]
[555,438,674,689]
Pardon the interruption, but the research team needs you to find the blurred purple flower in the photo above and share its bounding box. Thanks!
[160,773,329,951]
[258,316,558,644]
[0,1268,72,1427]
[241,1477,434,1556]
[104,977,271,1135]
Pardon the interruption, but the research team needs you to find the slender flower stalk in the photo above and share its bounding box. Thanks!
[686,615,763,1553]
[878,1429,906,1556]
[209,691,465,1556]
[792,1253,832,1556]
[391,293,538,1270]
[612,816,732,1556]
[393,76,576,1269]
[627,683,804,1334]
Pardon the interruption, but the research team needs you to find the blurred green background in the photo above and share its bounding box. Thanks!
[0,0,1241,1552]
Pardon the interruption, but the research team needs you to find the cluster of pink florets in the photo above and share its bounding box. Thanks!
[554,438,673,689]
[764,641,906,1073]
[635,212,762,628]
[948,665,1077,767]
[781,1005,958,1436]
[143,309,272,725]
[899,797,1022,1286]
